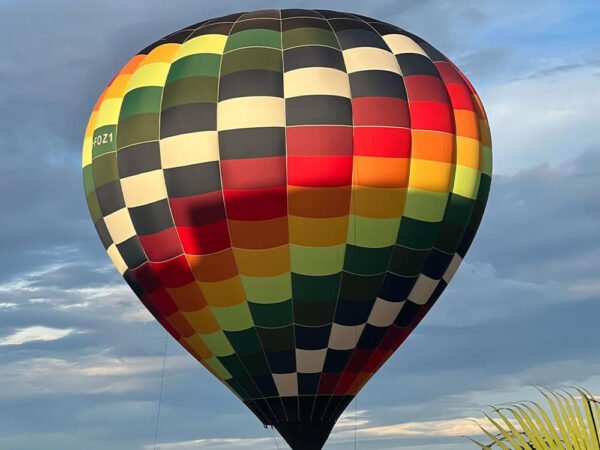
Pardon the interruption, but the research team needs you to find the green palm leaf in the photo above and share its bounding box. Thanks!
[469,387,600,449]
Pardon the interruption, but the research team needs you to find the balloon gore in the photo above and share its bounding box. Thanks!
[82,8,492,450]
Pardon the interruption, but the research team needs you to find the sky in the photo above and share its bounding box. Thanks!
[0,0,599,449]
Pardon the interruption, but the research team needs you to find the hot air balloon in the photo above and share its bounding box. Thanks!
[82,9,491,450]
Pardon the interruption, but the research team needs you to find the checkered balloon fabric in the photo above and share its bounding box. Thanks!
[83,8,491,449]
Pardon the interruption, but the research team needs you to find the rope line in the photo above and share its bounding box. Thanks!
[271,426,281,449]
[354,327,358,449]
[153,333,169,450]
[354,391,358,449]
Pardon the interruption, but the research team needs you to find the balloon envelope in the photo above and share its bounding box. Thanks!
[82,9,492,450]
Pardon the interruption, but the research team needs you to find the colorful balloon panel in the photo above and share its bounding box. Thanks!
[82,9,492,449]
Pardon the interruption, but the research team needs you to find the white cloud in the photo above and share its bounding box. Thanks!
[145,437,277,450]
[570,279,600,297]
[336,409,370,429]
[147,415,492,450]
[330,410,507,444]
[0,353,196,397]
[350,417,486,439]
[151,440,463,450]
[0,262,153,323]
[28,298,52,304]
[0,326,80,346]
[0,302,17,309]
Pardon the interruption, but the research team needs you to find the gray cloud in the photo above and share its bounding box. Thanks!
[472,149,600,282]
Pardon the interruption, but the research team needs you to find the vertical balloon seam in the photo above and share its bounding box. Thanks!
[83,88,113,277]
[358,14,421,396]
[86,56,145,275]
[261,10,293,423]
[313,10,361,422]
[115,48,153,285]
[141,24,218,382]
[201,11,243,403]
[343,8,412,418]
[434,58,484,279]
[152,17,264,407]
[455,65,492,258]
[362,38,456,380]
[308,10,356,424]
[322,9,362,422]
[329,16,418,406]
[284,10,350,426]
[115,42,174,323]
[215,11,290,424]
[272,10,294,422]
[324,12,414,417]
[224,12,276,408]
[367,32,490,382]
[446,59,491,259]
[194,17,250,394]
[215,15,282,421]
[216,9,286,423]
[329,15,425,418]
[394,23,452,366]
[456,61,492,179]
[184,13,269,411]
[100,54,151,277]
[386,50,475,363]
[316,11,386,420]
[184,12,280,423]
[335,11,366,419]
[419,50,474,314]
[284,7,344,426]
[336,22,454,399]
[279,8,302,425]
[403,33,459,323]
[86,86,111,255]
[205,12,266,417]
[121,15,270,423]
[114,33,186,368]
[138,25,198,342]
[93,64,135,273]
[263,10,297,423]
[436,71,490,314]
[282,9,352,426]
[142,21,242,388]
[133,29,210,365]
[322,8,396,421]
[163,22,212,384]
[82,89,104,224]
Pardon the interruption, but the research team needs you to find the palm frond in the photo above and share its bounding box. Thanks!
[470,387,600,449]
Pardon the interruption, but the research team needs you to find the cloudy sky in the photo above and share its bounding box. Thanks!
[0,0,599,449]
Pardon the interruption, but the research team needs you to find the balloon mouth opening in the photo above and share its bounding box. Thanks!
[274,421,335,450]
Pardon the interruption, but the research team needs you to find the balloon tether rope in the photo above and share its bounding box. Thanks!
[153,333,169,450]
[354,395,358,449]
[271,426,280,449]
[354,327,358,449]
